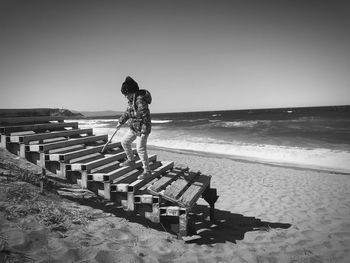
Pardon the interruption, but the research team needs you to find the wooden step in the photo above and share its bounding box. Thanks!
[9,128,93,144]
[163,171,199,201]
[148,167,189,193]
[32,137,69,145]
[70,149,135,171]
[0,122,79,135]
[47,142,122,162]
[68,153,104,165]
[178,174,211,207]
[102,154,157,182]
[10,131,35,136]
[90,160,121,174]
[110,161,171,193]
[46,145,86,154]
[148,170,211,208]
[0,116,64,125]
[120,161,174,212]
[128,161,174,192]
[110,170,143,191]
[26,135,108,152]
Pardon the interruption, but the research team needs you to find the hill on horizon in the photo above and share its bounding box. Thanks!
[72,110,123,117]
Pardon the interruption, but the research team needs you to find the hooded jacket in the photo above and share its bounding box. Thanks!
[118,89,152,135]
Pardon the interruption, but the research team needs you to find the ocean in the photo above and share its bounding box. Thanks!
[67,106,350,174]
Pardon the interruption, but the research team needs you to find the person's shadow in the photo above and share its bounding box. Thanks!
[184,204,291,245]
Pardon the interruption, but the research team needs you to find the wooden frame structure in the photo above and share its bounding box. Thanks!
[0,109,219,237]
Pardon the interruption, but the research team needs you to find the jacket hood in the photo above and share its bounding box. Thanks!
[136,89,152,104]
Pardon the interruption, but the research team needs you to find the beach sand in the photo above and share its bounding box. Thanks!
[1,147,350,262]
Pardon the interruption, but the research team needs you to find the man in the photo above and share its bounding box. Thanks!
[116,76,152,180]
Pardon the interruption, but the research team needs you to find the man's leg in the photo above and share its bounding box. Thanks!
[136,134,151,178]
[121,129,136,166]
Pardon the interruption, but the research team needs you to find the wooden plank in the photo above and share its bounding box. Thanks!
[97,189,105,198]
[148,167,188,193]
[68,153,103,164]
[111,183,129,192]
[9,131,35,142]
[110,170,143,188]
[159,206,187,217]
[81,171,88,188]
[111,156,153,185]
[56,162,69,178]
[27,135,108,152]
[104,182,112,200]
[139,177,159,192]
[0,116,64,125]
[178,174,211,207]
[179,213,188,237]
[12,131,36,136]
[87,173,105,182]
[128,161,174,192]
[145,199,160,223]
[79,149,134,171]
[103,154,157,182]
[134,194,157,204]
[41,137,67,143]
[90,160,121,173]
[19,144,26,157]
[11,128,93,144]
[69,150,125,171]
[47,142,122,162]
[162,171,199,201]
[46,145,85,154]
[148,171,178,193]
[0,122,79,135]
[124,162,173,212]
[0,135,6,148]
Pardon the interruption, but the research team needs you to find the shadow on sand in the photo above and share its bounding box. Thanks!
[63,194,291,245]
[185,204,291,245]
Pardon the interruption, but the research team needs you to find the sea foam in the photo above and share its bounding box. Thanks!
[69,118,350,174]
[148,138,350,173]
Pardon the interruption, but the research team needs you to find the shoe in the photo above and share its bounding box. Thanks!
[137,171,152,180]
[120,160,135,167]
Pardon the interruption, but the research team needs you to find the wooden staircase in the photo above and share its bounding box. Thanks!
[0,109,218,237]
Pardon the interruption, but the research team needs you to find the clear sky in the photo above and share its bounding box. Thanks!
[1,0,350,113]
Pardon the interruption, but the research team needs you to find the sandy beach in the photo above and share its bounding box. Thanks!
[1,147,350,262]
